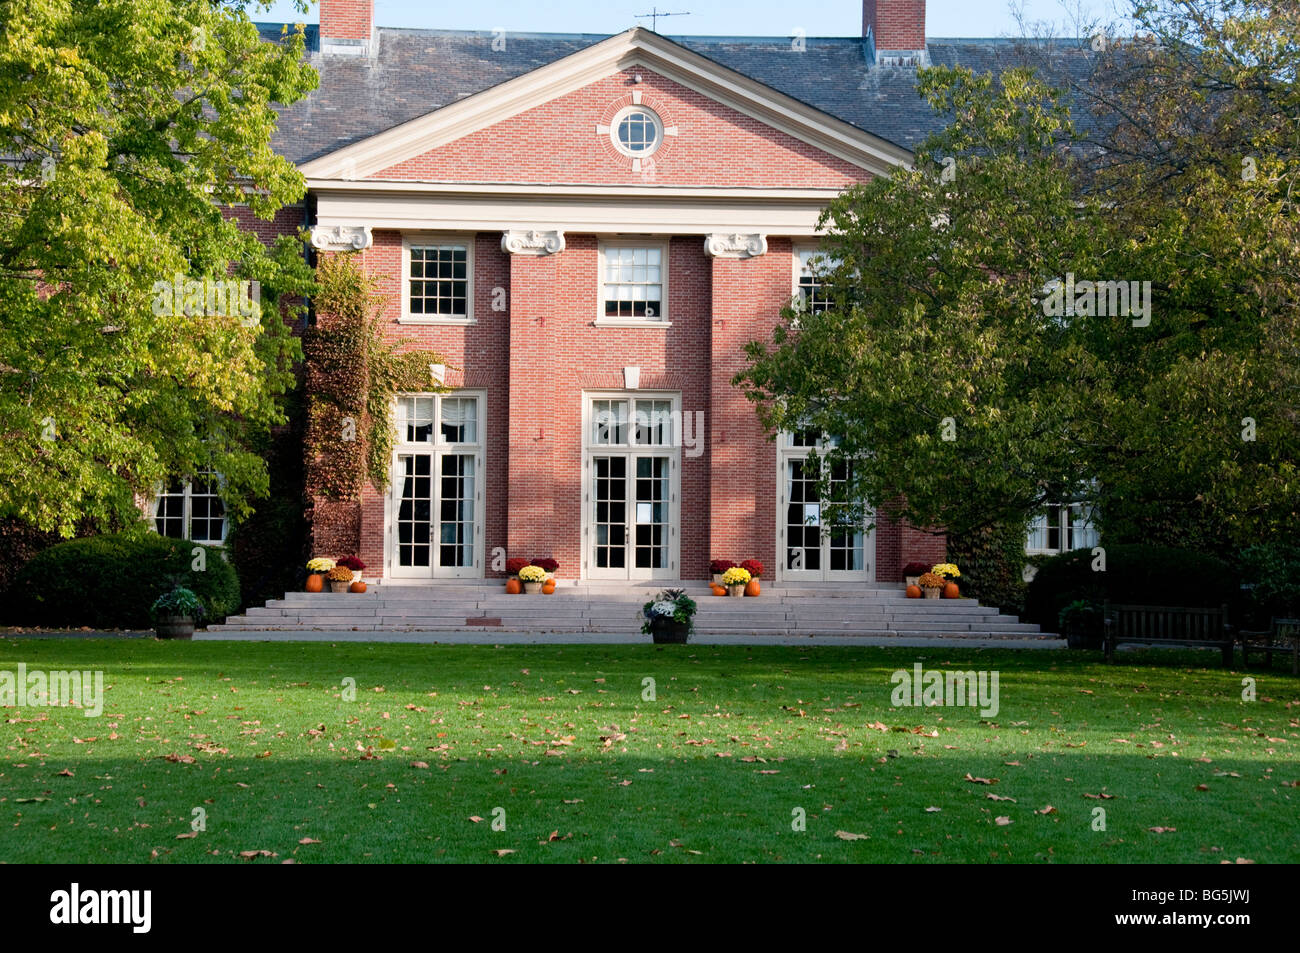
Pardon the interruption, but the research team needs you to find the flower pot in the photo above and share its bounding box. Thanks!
[905,575,920,588]
[711,573,724,587]
[524,581,542,594]
[650,620,690,644]
[923,587,941,599]
[330,581,351,593]
[305,574,324,593]
[154,614,195,640]
[727,584,745,598]
[352,570,364,583]
[544,572,555,583]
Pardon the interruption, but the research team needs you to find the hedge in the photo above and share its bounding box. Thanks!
[1023,544,1236,631]
[7,533,240,629]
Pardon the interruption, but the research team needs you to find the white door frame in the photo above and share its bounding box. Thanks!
[580,391,681,580]
[385,390,486,579]
[774,433,874,583]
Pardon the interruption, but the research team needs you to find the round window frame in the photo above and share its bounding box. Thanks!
[609,105,664,158]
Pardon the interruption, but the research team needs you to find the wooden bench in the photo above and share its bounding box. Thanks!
[1239,617,1300,674]
[1103,602,1233,666]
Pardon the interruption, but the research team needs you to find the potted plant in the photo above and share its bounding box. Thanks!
[932,562,961,598]
[518,564,547,594]
[740,559,763,596]
[531,557,559,582]
[305,557,335,593]
[902,562,930,588]
[641,587,697,644]
[151,586,205,640]
[326,565,355,593]
[918,571,946,599]
[709,559,735,587]
[1058,599,1104,650]
[721,566,751,598]
[337,555,366,583]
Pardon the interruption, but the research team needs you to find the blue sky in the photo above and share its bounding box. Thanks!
[248,0,1112,38]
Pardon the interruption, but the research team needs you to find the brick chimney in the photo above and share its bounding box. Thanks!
[320,0,374,56]
[863,0,927,66]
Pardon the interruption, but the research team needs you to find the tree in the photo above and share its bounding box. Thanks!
[736,0,1300,553]
[0,0,318,536]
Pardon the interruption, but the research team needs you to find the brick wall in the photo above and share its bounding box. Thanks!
[374,68,869,189]
[863,0,927,51]
[320,0,373,40]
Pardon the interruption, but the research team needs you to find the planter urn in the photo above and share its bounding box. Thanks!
[330,580,351,593]
[923,587,942,600]
[154,614,195,640]
[727,583,745,598]
[650,620,690,644]
[524,581,542,595]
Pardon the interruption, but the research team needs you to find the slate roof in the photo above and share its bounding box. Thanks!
[255,24,1101,167]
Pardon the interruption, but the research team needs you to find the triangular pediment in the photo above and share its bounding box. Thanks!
[298,27,911,182]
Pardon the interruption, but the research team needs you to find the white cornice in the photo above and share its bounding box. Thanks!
[501,229,566,255]
[704,232,768,258]
[297,27,912,182]
[309,224,373,251]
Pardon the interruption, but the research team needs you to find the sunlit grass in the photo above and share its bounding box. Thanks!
[0,639,1296,863]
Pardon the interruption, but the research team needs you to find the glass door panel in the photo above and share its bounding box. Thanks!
[396,453,433,571]
[592,455,628,573]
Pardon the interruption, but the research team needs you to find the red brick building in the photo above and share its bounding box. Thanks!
[213,1,996,585]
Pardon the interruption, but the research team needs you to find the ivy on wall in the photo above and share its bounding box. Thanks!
[303,254,448,504]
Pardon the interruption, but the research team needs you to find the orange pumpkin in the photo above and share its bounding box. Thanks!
[905,584,922,598]
[710,583,727,596]
[349,580,367,593]
[744,578,761,597]
[305,574,323,593]
[505,578,522,595]
[943,582,960,599]
[542,580,556,594]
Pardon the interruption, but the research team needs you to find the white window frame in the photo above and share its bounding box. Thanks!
[385,390,486,579]
[596,240,670,327]
[580,391,681,580]
[792,246,836,319]
[151,471,227,546]
[400,233,475,325]
[609,105,664,158]
[774,430,874,583]
[1025,501,1100,556]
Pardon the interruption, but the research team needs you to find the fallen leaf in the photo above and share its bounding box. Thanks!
[1148,826,1176,834]
[964,773,998,785]
[492,849,515,857]
[995,816,1013,826]
[298,837,321,845]
[1036,805,1058,815]
[468,816,484,823]
[835,830,870,840]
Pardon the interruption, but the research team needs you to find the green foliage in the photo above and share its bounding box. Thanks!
[151,586,205,621]
[736,1,1300,551]
[7,531,239,628]
[1237,542,1300,627]
[946,521,1031,615]
[1023,544,1236,631]
[305,255,446,499]
[0,0,319,536]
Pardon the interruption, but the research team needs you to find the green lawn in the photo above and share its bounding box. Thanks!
[0,639,1296,863]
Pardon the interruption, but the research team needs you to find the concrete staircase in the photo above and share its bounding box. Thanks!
[206,582,1050,639]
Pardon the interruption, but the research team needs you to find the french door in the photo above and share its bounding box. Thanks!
[778,432,873,582]
[584,395,679,580]
[390,393,484,578]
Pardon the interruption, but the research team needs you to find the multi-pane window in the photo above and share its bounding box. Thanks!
[602,246,665,321]
[1026,502,1099,555]
[408,242,469,319]
[396,395,479,446]
[592,398,674,446]
[796,249,834,314]
[617,110,659,154]
[154,470,226,544]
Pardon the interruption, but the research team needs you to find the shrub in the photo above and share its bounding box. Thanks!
[517,565,546,583]
[505,557,530,576]
[7,533,239,629]
[336,555,366,571]
[739,559,763,578]
[1024,544,1236,631]
[901,562,931,577]
[721,567,751,586]
[709,559,735,574]
[530,557,559,573]
[947,521,1030,615]
[1237,542,1300,628]
[151,587,206,622]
